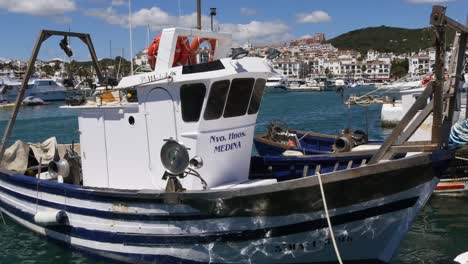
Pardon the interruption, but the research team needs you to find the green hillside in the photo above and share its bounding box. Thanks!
[327,26,455,54]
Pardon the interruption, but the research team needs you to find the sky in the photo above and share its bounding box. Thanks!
[0,0,467,61]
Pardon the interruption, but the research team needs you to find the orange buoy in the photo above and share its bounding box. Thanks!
[189,37,217,64]
[147,34,191,69]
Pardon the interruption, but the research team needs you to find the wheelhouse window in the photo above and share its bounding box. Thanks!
[223,78,255,118]
[248,78,266,115]
[204,80,230,120]
[180,83,206,122]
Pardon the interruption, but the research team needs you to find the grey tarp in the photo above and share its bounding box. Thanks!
[0,137,59,173]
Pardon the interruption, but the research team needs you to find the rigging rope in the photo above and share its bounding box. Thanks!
[316,171,344,264]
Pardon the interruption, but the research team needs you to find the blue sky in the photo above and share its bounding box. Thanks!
[0,0,467,61]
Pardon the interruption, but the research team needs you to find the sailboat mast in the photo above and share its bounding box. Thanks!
[128,0,134,75]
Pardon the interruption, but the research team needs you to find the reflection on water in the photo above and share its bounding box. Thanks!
[0,88,465,263]
[393,196,468,264]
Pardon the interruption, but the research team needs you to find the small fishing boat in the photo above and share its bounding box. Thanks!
[0,6,465,263]
[254,120,380,156]
[22,96,49,106]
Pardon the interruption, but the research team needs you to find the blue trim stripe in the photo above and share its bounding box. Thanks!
[0,172,165,203]
[0,195,418,245]
[0,184,211,221]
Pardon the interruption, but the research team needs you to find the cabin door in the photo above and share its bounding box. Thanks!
[144,88,177,189]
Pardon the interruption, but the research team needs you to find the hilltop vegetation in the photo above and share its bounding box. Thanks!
[327,26,455,54]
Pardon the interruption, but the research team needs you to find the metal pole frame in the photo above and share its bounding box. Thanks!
[0,30,104,163]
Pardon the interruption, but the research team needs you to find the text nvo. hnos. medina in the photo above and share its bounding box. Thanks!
[210,132,246,153]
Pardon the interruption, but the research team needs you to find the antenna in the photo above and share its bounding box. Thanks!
[197,0,201,30]
[146,24,150,49]
[178,0,182,18]
[128,0,134,75]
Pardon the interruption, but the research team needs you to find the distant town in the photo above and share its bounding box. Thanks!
[1,32,440,83]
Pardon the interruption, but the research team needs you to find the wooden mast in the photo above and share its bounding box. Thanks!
[0,30,104,163]
[369,5,468,164]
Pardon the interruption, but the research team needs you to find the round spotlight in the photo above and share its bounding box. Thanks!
[160,140,190,175]
[230,48,249,60]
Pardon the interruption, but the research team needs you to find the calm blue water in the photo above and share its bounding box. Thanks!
[0,87,466,263]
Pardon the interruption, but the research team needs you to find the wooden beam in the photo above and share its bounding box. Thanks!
[80,33,104,83]
[431,24,446,145]
[441,32,467,144]
[396,100,433,145]
[0,30,46,162]
[390,144,438,153]
[0,29,104,164]
[431,5,468,33]
[368,84,433,164]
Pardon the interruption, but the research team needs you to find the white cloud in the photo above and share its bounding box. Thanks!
[221,21,292,45]
[240,7,257,16]
[86,6,292,45]
[296,10,331,24]
[0,0,76,16]
[85,7,125,26]
[407,0,453,3]
[111,0,125,6]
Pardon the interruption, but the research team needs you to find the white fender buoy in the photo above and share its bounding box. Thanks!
[34,210,68,226]
[455,252,468,264]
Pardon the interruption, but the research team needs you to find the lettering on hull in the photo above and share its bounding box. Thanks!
[210,131,246,153]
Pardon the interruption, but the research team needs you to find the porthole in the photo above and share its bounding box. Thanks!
[128,116,135,126]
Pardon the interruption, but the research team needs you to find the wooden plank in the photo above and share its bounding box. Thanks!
[368,84,433,164]
[390,144,438,153]
[396,100,434,145]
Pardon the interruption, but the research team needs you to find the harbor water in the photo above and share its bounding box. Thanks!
[0,87,466,263]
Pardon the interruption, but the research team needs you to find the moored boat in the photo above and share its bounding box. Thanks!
[0,6,465,264]
[0,77,66,101]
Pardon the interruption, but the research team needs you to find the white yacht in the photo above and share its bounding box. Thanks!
[0,77,66,101]
[265,74,287,92]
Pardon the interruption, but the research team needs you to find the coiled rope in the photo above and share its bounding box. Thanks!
[316,171,343,264]
[450,119,468,146]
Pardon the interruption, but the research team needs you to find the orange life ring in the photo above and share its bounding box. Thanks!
[147,34,191,70]
[189,37,217,64]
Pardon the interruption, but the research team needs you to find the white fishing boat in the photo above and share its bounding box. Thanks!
[0,77,66,101]
[0,6,462,262]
